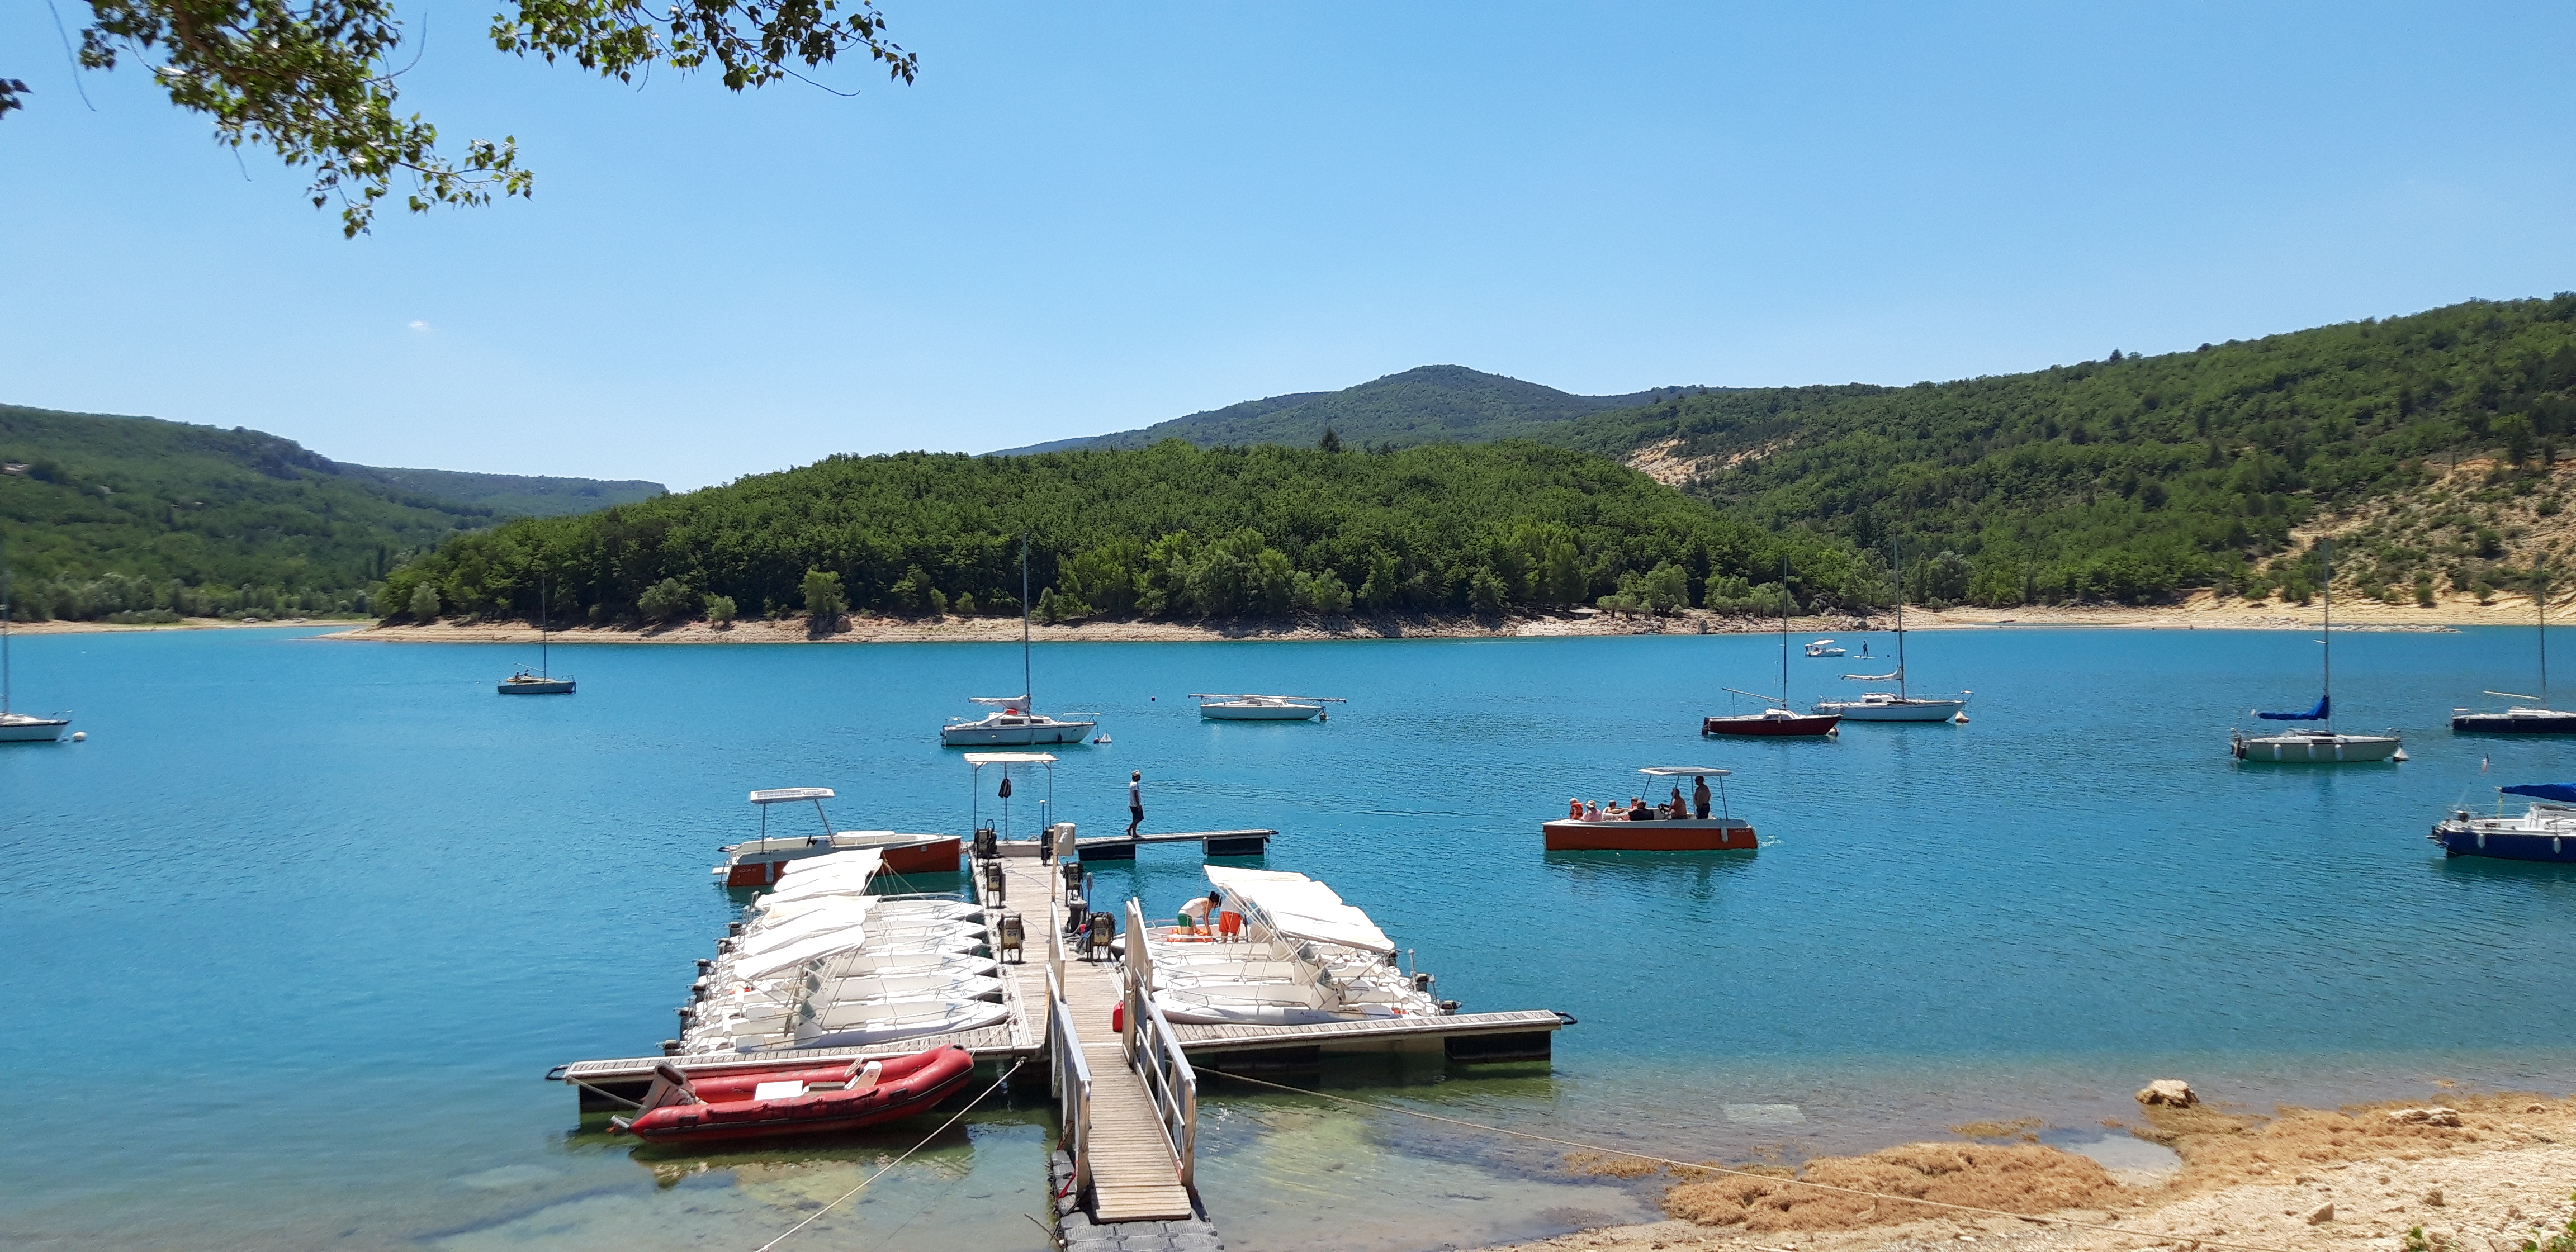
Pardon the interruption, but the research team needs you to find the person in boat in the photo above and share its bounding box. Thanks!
[1693,775,1712,819]
[1584,800,1603,821]
[1126,771,1144,837]
[1626,796,1654,821]
[1569,797,1584,819]
[1669,786,1688,818]
[1179,890,1222,933]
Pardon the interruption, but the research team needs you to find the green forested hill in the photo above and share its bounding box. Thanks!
[994,366,1704,454]
[0,405,660,620]
[342,466,664,518]
[1551,295,2576,605]
[382,441,1877,624]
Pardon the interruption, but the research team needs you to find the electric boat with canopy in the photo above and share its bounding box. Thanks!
[1815,538,1970,723]
[1140,866,1451,1027]
[1190,693,1346,721]
[712,786,961,885]
[1704,559,1839,737]
[1543,767,1756,851]
[940,541,1097,746]
[2453,559,2576,734]
[2430,782,2576,862]
[2230,538,2403,763]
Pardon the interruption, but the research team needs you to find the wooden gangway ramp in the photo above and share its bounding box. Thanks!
[995,855,1199,1223]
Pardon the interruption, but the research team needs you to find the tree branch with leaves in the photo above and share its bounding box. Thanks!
[25,0,913,236]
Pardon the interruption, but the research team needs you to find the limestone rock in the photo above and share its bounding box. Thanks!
[2386,1107,2463,1127]
[2425,1189,2445,1207]
[2305,1203,2335,1225]
[2136,1080,2198,1107]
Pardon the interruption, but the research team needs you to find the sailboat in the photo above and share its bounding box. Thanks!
[2231,537,2402,762]
[1815,537,1971,722]
[0,537,74,742]
[499,578,575,695]
[2451,559,2576,734]
[940,544,1096,747]
[1703,558,1840,737]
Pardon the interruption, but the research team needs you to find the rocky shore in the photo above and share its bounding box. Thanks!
[1476,1085,2576,1252]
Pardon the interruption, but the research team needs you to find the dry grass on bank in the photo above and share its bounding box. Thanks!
[1659,1142,2124,1234]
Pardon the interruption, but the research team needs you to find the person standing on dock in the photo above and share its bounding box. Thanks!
[1126,771,1144,837]
[1693,775,1712,820]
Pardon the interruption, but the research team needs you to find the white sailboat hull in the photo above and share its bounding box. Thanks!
[2231,731,2403,763]
[0,713,70,742]
[939,718,1096,746]
[1199,702,1322,721]
[1813,695,1967,722]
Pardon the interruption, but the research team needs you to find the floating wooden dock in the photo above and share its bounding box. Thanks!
[993,828,1276,860]
[547,832,1568,1244]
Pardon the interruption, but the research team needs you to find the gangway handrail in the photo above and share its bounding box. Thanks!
[1120,899,1199,1185]
[1046,964,1092,1198]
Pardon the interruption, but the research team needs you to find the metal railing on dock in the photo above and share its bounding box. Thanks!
[1121,898,1198,1185]
[1047,961,1095,1200]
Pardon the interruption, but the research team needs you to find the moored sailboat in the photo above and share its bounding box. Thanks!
[1815,538,1969,723]
[2452,560,2576,734]
[0,537,72,743]
[2231,538,2402,763]
[2429,784,2576,862]
[498,578,574,695]
[941,542,1096,746]
[1704,561,1840,737]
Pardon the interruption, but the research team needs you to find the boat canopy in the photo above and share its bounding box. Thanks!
[1204,866,1396,955]
[962,752,1057,766]
[2503,782,2576,803]
[732,929,875,981]
[750,787,835,804]
[1639,766,1731,777]
[2256,694,2329,722]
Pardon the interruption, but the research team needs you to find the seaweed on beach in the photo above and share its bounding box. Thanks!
[1660,1141,2122,1232]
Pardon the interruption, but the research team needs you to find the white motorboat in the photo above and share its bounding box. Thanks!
[2232,537,2402,764]
[942,541,1097,746]
[1813,538,1968,723]
[784,998,1011,1051]
[1190,693,1344,721]
[0,539,70,743]
[1803,639,1846,657]
[714,790,960,885]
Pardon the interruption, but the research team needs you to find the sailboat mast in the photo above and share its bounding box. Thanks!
[2541,557,2550,710]
[1779,554,1791,706]
[1893,533,1909,700]
[1,534,11,717]
[2321,538,2333,731]
[1021,540,1033,709]
[539,578,550,679]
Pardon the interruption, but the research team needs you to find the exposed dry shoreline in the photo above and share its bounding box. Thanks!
[17,584,2561,641]
[1480,1089,2576,1252]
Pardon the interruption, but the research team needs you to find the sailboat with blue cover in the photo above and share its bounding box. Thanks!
[2230,538,2403,763]
[2430,782,2576,861]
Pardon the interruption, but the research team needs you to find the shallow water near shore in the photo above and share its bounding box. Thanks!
[4,625,2573,1250]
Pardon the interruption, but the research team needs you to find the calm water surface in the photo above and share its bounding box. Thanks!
[4,624,2573,1251]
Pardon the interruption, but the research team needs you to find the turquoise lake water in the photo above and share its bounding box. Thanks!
[6,624,2574,1251]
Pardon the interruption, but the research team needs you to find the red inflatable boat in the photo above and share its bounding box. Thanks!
[609,1045,976,1144]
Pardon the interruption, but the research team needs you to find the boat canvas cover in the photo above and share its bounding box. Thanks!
[1204,866,1396,955]
[2257,694,2329,721]
[730,929,880,981]
[750,787,836,804]
[774,849,883,883]
[961,752,1057,766]
[2503,782,2576,803]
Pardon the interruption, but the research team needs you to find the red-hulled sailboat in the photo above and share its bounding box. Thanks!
[1703,561,1840,738]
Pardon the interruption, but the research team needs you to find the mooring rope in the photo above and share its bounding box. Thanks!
[750,1059,1023,1252]
[1193,1066,2302,1252]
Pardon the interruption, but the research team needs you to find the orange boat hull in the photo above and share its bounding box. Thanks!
[1542,820,1758,852]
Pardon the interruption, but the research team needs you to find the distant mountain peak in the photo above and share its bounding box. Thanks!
[990,365,1708,455]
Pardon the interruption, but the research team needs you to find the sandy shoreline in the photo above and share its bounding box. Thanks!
[14,585,2559,641]
[1478,1088,2576,1252]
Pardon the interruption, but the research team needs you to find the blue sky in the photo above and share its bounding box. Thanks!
[4,2,2574,489]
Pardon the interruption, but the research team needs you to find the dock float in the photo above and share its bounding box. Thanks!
[992,828,1277,860]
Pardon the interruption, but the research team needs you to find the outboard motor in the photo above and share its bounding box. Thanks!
[1412,972,1436,994]
[1064,893,1087,933]
[1085,910,1115,960]
[727,921,744,937]
[695,958,714,974]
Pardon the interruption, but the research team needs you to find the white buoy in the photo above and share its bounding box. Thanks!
[70,731,86,741]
